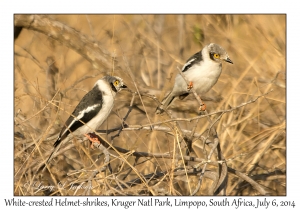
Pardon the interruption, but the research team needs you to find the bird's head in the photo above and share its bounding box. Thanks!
[104,76,127,93]
[207,43,233,64]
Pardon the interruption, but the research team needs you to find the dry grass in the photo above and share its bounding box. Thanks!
[14,14,286,196]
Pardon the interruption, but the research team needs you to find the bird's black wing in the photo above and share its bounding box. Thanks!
[53,85,103,147]
[181,50,203,72]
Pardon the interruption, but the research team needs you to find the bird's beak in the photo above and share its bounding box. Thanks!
[225,57,233,64]
[121,84,127,89]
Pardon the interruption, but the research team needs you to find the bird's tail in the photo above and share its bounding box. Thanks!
[156,91,176,114]
[37,138,63,173]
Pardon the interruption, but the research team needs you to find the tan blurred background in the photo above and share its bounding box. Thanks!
[14,15,286,195]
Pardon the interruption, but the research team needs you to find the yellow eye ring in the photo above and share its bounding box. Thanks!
[114,80,119,86]
[214,53,220,59]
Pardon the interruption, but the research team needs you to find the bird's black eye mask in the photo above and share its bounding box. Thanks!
[110,82,118,93]
[209,52,217,60]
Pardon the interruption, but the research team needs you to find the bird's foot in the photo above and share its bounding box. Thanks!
[198,103,206,111]
[84,133,101,149]
[187,81,193,91]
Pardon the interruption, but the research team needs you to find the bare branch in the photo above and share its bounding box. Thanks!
[14,15,113,69]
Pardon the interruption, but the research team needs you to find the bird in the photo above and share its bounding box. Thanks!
[39,75,127,172]
[156,43,233,114]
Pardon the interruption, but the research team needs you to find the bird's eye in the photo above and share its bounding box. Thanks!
[214,54,220,59]
[114,80,119,86]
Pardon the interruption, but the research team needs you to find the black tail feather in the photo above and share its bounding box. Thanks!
[156,94,176,114]
[53,138,61,147]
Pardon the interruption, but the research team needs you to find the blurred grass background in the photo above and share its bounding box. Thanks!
[14,14,285,195]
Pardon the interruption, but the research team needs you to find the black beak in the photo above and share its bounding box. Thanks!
[225,57,233,64]
[121,84,127,89]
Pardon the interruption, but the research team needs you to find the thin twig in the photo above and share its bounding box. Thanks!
[111,91,136,140]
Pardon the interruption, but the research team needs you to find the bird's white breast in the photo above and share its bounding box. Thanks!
[185,61,221,94]
[174,50,222,95]
[77,80,115,134]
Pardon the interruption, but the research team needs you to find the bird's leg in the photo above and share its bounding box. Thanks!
[186,82,206,111]
[84,133,101,149]
[187,81,193,91]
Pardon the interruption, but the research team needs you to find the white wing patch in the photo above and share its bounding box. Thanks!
[60,104,101,137]
[182,58,196,72]
[77,104,101,119]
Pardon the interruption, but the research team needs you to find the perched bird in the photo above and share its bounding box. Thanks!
[40,75,127,171]
[156,43,233,114]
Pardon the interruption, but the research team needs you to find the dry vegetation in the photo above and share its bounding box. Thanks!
[14,14,286,196]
